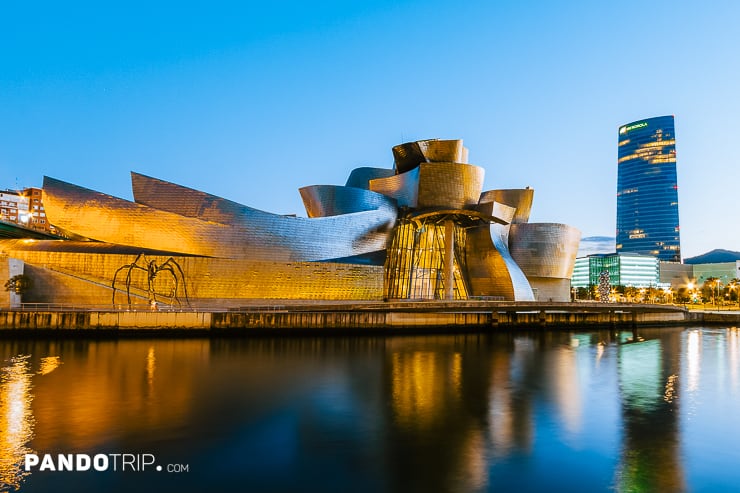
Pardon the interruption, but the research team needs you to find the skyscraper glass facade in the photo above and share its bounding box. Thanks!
[616,115,681,262]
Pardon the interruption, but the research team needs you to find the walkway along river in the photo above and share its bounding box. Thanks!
[1,301,737,333]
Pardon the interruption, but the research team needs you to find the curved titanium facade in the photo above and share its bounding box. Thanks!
[299,185,397,218]
[369,167,420,208]
[46,175,396,262]
[417,163,484,210]
[509,223,581,279]
[392,139,468,174]
[479,189,534,224]
[465,202,535,301]
[370,161,484,215]
[616,115,681,262]
[509,223,581,302]
[4,137,581,305]
[345,167,395,190]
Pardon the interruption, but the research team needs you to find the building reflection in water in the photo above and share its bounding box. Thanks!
[29,340,210,453]
[146,346,156,394]
[0,329,738,492]
[549,340,583,436]
[37,357,62,377]
[729,327,740,393]
[387,336,494,492]
[615,328,685,493]
[0,355,36,491]
[686,329,701,393]
[488,341,517,457]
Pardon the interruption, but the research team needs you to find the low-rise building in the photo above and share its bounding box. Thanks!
[0,187,53,233]
[572,252,660,289]
[691,261,740,288]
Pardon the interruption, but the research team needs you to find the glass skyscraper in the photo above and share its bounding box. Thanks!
[616,115,681,262]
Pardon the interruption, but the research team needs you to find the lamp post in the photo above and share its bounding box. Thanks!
[716,279,722,309]
[729,278,740,310]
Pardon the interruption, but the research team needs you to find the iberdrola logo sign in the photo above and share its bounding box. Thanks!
[619,121,648,134]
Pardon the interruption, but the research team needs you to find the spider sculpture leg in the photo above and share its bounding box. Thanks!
[162,257,190,307]
[112,263,135,305]
[157,264,180,306]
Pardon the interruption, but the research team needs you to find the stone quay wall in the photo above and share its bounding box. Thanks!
[0,302,712,334]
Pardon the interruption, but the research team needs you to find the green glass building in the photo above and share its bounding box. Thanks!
[571,253,659,288]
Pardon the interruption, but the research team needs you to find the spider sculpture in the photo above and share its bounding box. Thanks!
[112,253,190,307]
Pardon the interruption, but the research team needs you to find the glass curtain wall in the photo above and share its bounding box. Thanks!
[384,217,470,300]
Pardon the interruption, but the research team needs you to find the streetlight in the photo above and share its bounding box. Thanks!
[663,286,673,305]
[729,278,740,310]
[717,279,723,309]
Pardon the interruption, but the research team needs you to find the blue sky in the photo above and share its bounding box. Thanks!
[2,0,739,258]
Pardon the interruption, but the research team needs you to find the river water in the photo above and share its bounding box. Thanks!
[1,327,739,492]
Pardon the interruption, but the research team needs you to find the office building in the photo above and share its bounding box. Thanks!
[571,253,660,289]
[616,116,681,262]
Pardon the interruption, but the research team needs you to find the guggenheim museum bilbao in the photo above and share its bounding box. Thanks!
[1,139,581,307]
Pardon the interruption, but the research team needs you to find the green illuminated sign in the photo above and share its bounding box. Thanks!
[619,122,648,134]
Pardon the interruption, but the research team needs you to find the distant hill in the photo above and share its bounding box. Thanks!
[684,249,740,264]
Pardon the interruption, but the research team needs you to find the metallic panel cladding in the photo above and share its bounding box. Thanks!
[299,185,397,218]
[2,244,384,303]
[416,162,484,210]
[479,189,534,224]
[345,167,396,190]
[45,175,396,262]
[368,161,483,211]
[509,223,581,302]
[509,223,581,279]
[417,139,467,164]
[465,202,535,301]
[369,167,420,208]
[27,138,584,304]
[392,139,468,174]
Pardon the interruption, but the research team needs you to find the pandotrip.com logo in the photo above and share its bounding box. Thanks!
[24,453,190,473]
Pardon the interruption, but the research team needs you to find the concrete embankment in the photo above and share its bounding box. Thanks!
[0,301,726,334]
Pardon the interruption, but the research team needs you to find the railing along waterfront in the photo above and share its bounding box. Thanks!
[2,300,729,331]
[4,300,694,314]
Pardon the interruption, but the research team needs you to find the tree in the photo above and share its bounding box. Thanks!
[4,274,32,295]
[728,278,740,307]
[675,287,690,304]
[703,277,720,306]
[624,286,639,303]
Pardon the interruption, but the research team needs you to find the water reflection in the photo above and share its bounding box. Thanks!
[37,357,61,377]
[0,329,738,492]
[0,355,35,491]
[730,327,740,393]
[615,329,685,492]
[687,329,701,392]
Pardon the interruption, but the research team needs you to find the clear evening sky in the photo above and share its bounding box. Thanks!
[2,1,738,258]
